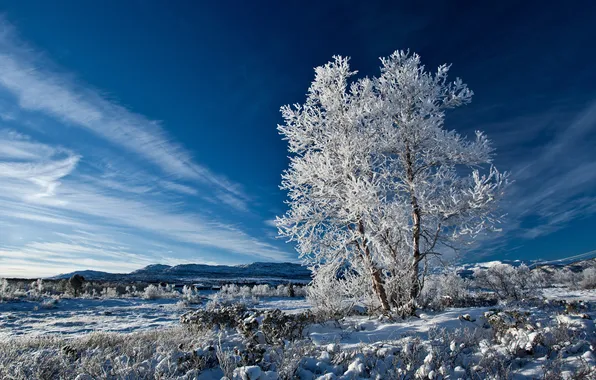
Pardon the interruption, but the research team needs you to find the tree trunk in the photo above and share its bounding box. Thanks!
[371,267,391,312]
[410,195,421,301]
[405,144,422,308]
[357,220,391,312]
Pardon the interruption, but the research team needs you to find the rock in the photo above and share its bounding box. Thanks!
[315,374,336,380]
[253,331,267,344]
[301,357,319,373]
[424,352,434,364]
[351,305,367,315]
[259,371,279,380]
[326,343,339,353]
[453,366,466,377]
[582,350,595,364]
[319,351,331,362]
[297,368,315,380]
[346,359,365,375]
[459,314,475,322]
[233,365,262,380]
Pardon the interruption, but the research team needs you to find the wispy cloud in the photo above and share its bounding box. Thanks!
[474,100,596,257]
[508,101,596,237]
[0,17,292,277]
[0,17,247,210]
[160,180,198,196]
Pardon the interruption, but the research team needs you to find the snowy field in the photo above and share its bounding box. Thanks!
[1,287,595,379]
[0,295,309,340]
[0,298,190,340]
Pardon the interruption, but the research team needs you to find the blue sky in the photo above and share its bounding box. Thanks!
[0,1,595,277]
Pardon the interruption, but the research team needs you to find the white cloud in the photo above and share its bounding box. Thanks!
[160,180,198,195]
[0,17,293,277]
[0,18,247,208]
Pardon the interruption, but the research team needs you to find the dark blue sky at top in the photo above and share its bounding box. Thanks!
[0,0,595,275]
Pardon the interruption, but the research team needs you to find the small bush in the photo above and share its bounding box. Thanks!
[474,264,540,301]
[579,267,596,290]
[142,284,162,300]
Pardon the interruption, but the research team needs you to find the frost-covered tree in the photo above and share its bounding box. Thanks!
[277,51,508,314]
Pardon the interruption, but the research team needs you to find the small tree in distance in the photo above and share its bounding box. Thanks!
[276,50,508,315]
[69,274,85,297]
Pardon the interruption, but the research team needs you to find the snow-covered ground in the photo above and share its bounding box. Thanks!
[0,295,309,340]
[253,297,310,314]
[1,288,595,379]
[0,298,190,340]
[5,289,593,341]
[542,287,596,302]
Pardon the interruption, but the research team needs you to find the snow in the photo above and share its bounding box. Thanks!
[253,297,310,314]
[0,298,191,340]
[1,284,595,379]
[307,307,494,348]
[0,294,311,340]
[542,287,596,301]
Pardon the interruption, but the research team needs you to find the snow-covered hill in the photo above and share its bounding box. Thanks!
[48,251,596,284]
[49,262,311,284]
[455,252,596,278]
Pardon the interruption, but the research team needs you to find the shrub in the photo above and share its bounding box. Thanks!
[579,267,596,290]
[553,268,583,289]
[181,304,248,330]
[0,278,14,301]
[419,272,470,310]
[256,309,315,344]
[181,305,316,345]
[474,264,539,301]
[181,285,202,304]
[216,283,307,300]
[306,264,375,318]
[100,287,118,298]
[142,284,162,300]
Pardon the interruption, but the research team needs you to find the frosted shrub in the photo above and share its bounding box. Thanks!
[474,264,539,301]
[531,268,552,289]
[553,269,583,288]
[125,285,137,296]
[579,267,596,289]
[250,284,270,297]
[419,272,471,310]
[141,283,179,300]
[0,325,214,379]
[239,286,252,298]
[27,279,44,300]
[1,278,14,301]
[307,263,375,317]
[217,283,306,300]
[181,285,202,304]
[100,287,118,299]
[143,284,162,300]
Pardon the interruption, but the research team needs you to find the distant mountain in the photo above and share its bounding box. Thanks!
[131,264,172,274]
[50,269,126,281]
[456,251,596,278]
[48,251,596,284]
[49,262,311,285]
